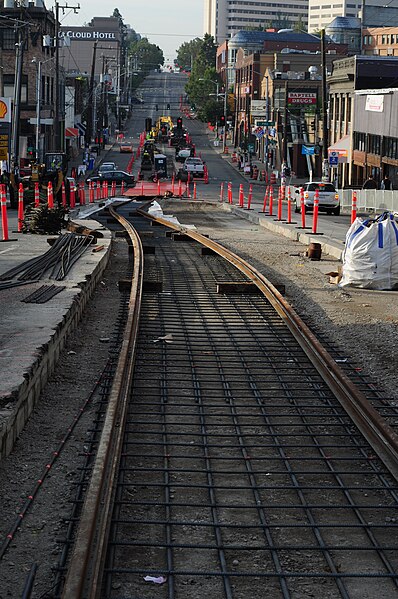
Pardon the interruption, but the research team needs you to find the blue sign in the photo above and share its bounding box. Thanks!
[302,145,315,155]
[329,151,339,165]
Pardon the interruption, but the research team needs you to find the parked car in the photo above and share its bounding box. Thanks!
[131,96,144,105]
[98,162,117,173]
[120,143,133,153]
[175,146,194,163]
[87,170,135,186]
[182,157,205,177]
[294,182,340,215]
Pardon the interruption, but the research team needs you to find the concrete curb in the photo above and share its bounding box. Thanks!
[0,225,112,459]
[220,202,344,260]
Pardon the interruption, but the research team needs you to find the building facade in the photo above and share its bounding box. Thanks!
[0,0,58,163]
[362,27,398,56]
[328,55,398,188]
[308,0,398,33]
[204,0,309,44]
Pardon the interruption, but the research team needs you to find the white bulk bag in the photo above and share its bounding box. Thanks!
[340,213,398,290]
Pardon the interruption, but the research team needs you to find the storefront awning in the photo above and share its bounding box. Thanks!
[328,135,350,163]
[66,127,79,138]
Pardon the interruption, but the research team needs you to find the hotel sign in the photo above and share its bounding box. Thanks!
[60,28,118,41]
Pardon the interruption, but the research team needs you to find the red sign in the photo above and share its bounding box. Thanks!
[288,92,317,106]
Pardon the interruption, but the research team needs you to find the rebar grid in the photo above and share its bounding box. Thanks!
[104,218,398,599]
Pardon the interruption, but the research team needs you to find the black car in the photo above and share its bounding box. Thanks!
[87,170,135,186]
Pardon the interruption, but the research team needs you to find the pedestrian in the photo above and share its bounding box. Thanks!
[362,175,377,190]
[380,175,392,190]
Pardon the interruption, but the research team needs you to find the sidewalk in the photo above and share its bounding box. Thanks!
[207,130,308,189]
[68,140,116,180]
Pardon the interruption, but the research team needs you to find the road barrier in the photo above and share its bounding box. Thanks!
[351,190,357,224]
[89,182,94,203]
[47,181,54,208]
[286,186,293,224]
[277,186,283,221]
[34,182,40,207]
[70,184,76,208]
[220,182,224,202]
[228,182,232,204]
[18,183,24,232]
[247,184,253,210]
[61,182,67,207]
[193,182,197,200]
[312,188,319,234]
[1,184,9,241]
[239,184,244,208]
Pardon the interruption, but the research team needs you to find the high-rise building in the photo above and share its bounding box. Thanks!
[203,0,309,44]
[308,0,398,33]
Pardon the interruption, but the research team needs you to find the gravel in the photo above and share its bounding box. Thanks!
[0,203,396,597]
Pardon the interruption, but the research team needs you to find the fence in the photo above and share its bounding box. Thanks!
[338,189,398,213]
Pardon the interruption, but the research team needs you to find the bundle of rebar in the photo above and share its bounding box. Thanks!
[0,233,93,283]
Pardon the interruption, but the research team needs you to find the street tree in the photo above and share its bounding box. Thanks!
[129,38,164,73]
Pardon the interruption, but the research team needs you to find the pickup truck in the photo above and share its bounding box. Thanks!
[182,157,205,178]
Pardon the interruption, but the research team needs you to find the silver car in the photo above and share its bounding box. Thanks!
[98,162,117,173]
[294,182,340,215]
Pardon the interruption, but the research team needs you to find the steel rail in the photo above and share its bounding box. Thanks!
[61,205,144,599]
[138,207,398,482]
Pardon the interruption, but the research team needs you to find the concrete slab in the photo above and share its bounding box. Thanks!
[0,214,112,458]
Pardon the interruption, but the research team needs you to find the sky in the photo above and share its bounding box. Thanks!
[60,0,204,63]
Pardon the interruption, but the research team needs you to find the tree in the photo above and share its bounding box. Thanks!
[176,38,202,72]
[198,33,217,66]
[112,8,123,20]
[293,16,307,32]
[129,38,164,74]
[179,35,220,122]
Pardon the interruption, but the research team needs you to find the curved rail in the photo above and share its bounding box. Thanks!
[62,205,144,599]
[138,207,398,482]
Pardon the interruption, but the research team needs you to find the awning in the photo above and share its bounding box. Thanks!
[328,135,350,163]
[66,127,79,138]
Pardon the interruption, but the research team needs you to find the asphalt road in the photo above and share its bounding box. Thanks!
[100,71,353,246]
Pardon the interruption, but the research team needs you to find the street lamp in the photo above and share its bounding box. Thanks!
[199,77,227,148]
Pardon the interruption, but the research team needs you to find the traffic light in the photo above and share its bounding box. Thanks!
[27,147,35,158]
[220,115,226,128]
[310,120,316,131]
[145,118,152,132]
[167,103,170,109]
[176,117,182,129]
[155,104,158,111]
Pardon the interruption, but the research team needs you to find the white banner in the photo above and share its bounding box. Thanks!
[365,94,384,113]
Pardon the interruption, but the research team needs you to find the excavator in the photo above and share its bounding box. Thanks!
[9,152,69,208]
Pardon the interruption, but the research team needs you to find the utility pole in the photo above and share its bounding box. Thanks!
[54,2,80,151]
[35,60,42,162]
[265,74,269,171]
[85,40,98,146]
[321,28,329,182]
[281,79,288,184]
[11,29,24,173]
